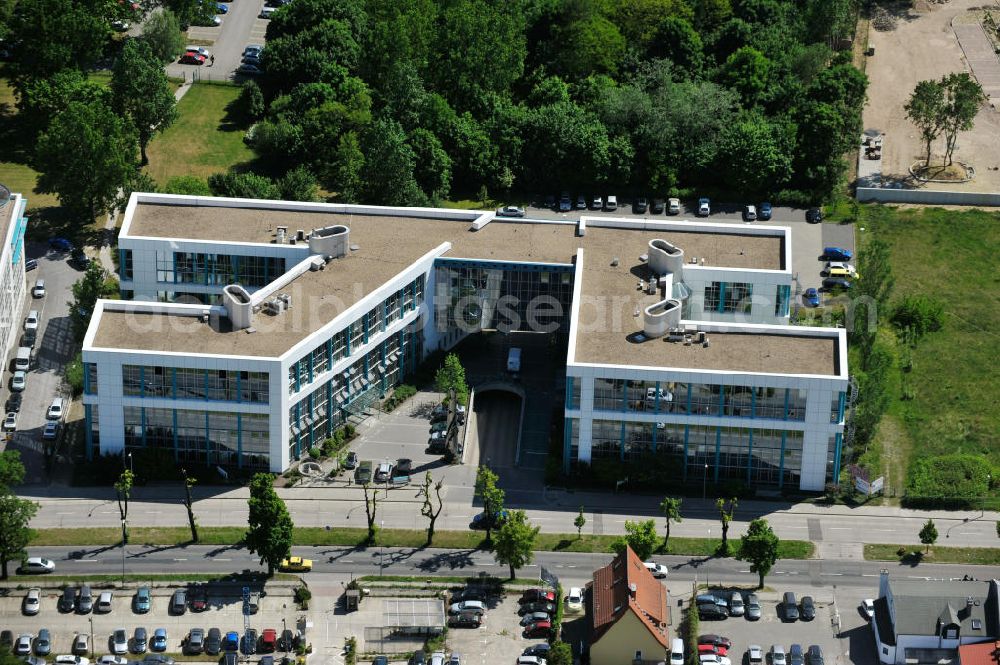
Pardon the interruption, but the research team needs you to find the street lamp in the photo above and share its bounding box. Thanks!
[88,617,94,658]
[121,519,127,586]
[702,463,709,499]
[127,452,134,474]
[282,617,287,653]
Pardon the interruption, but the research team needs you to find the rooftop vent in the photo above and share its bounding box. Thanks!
[629,583,637,596]
[223,284,253,330]
[643,299,682,338]
[309,224,350,258]
[296,229,305,241]
[611,257,619,267]
[275,226,288,244]
[648,239,684,277]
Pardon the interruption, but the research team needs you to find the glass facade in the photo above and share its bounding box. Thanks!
[775,285,790,317]
[122,365,269,404]
[156,251,285,288]
[123,406,269,469]
[704,281,754,314]
[120,249,133,281]
[84,363,98,395]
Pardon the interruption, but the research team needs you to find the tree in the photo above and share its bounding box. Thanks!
[553,15,626,78]
[114,469,134,544]
[68,263,117,343]
[650,17,703,74]
[574,506,586,539]
[35,100,138,220]
[434,353,468,404]
[141,9,185,63]
[238,80,266,122]
[112,39,177,164]
[736,518,779,588]
[0,451,26,489]
[919,519,938,553]
[277,166,319,201]
[547,642,573,665]
[716,497,738,554]
[941,73,985,166]
[208,172,281,199]
[716,113,792,193]
[163,176,211,196]
[659,496,682,551]
[612,519,658,561]
[14,69,108,136]
[418,472,444,546]
[905,79,946,168]
[245,473,294,575]
[180,468,198,542]
[474,466,505,543]
[359,117,424,206]
[0,493,39,579]
[362,482,380,544]
[493,510,539,580]
[719,47,772,107]
[408,128,452,200]
[8,0,109,80]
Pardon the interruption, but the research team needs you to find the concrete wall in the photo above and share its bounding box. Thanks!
[857,187,1000,206]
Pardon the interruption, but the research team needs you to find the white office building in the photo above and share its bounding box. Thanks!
[82,193,847,490]
[0,190,30,367]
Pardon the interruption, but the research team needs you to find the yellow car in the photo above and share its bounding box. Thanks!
[280,556,313,572]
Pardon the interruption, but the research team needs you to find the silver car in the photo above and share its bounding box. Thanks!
[24,588,41,615]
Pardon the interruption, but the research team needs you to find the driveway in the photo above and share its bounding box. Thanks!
[3,242,78,484]
[166,0,269,82]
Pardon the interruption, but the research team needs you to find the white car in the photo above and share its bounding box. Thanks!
[24,588,41,615]
[25,310,39,331]
[21,557,54,574]
[771,645,786,665]
[496,206,526,218]
[605,195,618,211]
[862,598,875,620]
[429,653,446,665]
[98,657,127,665]
[47,399,63,420]
[643,562,668,578]
[11,370,26,391]
[565,587,583,612]
[699,655,731,665]
[32,279,45,298]
[2,411,16,432]
[15,635,34,656]
[55,657,89,665]
[747,646,764,665]
[668,197,681,215]
[590,195,603,210]
[698,197,711,216]
[111,629,128,655]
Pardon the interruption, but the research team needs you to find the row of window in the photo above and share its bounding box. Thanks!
[153,251,286,289]
[575,377,842,423]
[704,282,753,314]
[121,365,270,404]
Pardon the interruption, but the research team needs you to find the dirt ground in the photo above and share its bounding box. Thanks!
[864,0,1000,192]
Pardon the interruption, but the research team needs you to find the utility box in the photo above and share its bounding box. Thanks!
[345,589,361,612]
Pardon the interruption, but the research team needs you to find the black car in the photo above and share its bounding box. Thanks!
[806,646,824,665]
[59,587,77,613]
[697,635,732,649]
[650,198,665,214]
[800,596,815,621]
[633,197,648,214]
[276,630,294,652]
[25,259,38,271]
[224,653,239,665]
[373,657,389,665]
[6,392,22,412]
[409,652,425,665]
[204,629,222,656]
[451,587,487,603]
[783,592,800,621]
[0,631,12,649]
[70,248,90,267]
[821,277,852,291]
[518,601,555,616]
[448,611,482,628]
[558,193,572,213]
[241,629,258,655]
[523,645,551,659]
[806,207,823,223]
[544,194,556,210]
[698,603,727,620]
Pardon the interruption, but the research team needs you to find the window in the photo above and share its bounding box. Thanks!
[775,284,790,317]
[723,282,753,313]
[84,363,98,395]
[704,283,722,312]
[120,249,133,281]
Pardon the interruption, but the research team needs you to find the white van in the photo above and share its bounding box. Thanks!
[14,347,31,371]
[259,6,276,18]
[670,638,684,665]
[507,347,521,373]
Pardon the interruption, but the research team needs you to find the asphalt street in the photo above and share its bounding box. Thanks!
[165,0,269,82]
[25,544,998,592]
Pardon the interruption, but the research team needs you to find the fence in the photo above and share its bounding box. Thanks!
[857,187,1000,206]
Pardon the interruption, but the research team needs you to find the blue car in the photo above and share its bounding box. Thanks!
[48,237,72,251]
[216,2,228,13]
[759,202,772,220]
[823,247,852,261]
[803,288,820,307]
[151,628,167,652]
[470,509,509,530]
[223,632,239,652]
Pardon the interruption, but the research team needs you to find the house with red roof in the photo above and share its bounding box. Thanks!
[959,642,1000,665]
[587,545,671,665]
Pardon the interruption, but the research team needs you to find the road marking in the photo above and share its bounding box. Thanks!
[861,574,878,577]
[77,559,99,563]
[738,570,751,573]
[820,573,844,576]
[342,560,355,563]
[828,527,853,530]
[566,565,576,568]
[173,558,187,562]
[213,558,231,562]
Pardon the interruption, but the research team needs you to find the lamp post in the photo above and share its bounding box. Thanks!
[88,617,94,659]
[282,617,287,653]
[702,463,709,499]
[121,519,127,586]
[127,452,134,474]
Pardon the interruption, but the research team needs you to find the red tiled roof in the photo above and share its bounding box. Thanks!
[591,546,670,648]
[960,642,1000,665]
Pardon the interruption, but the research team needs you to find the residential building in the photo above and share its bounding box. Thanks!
[0,190,29,365]
[587,545,670,665]
[959,641,1000,665]
[81,193,848,488]
[872,570,1000,665]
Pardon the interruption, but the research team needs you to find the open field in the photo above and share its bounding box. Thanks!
[144,82,253,186]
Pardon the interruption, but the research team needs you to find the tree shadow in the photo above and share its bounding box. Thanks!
[553,538,574,551]
[414,549,479,572]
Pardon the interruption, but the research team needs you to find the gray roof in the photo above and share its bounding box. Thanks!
[886,580,997,639]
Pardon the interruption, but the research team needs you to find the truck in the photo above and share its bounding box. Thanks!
[507,347,521,373]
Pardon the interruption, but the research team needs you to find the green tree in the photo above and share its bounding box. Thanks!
[716,113,792,193]
[716,497,738,554]
[941,73,985,166]
[434,353,468,404]
[905,79,946,168]
[8,0,109,79]
[0,451,26,489]
[408,128,452,200]
[547,642,573,665]
[0,493,39,579]
[163,176,211,196]
[114,469,134,544]
[554,15,626,78]
[141,9,185,63]
[35,100,138,220]
[650,17,703,74]
[719,47,772,107]
[474,466,505,543]
[493,509,540,579]
[245,473,294,575]
[208,172,281,199]
[612,519,658,560]
[659,496,682,551]
[574,506,586,539]
[736,518,779,588]
[359,117,424,206]
[919,519,938,553]
[418,472,444,546]
[68,263,117,343]
[239,80,266,122]
[112,39,177,164]
[277,166,319,201]
[14,69,107,135]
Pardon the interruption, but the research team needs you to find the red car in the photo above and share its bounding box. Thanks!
[523,620,551,639]
[179,51,206,65]
[698,645,728,657]
[260,629,276,653]
[520,589,556,604]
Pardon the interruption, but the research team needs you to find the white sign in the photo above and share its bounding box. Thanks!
[855,476,870,495]
[870,476,885,494]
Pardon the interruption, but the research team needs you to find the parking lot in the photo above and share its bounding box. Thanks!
[443,590,551,665]
[0,582,302,662]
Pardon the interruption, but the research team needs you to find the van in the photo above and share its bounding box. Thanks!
[507,347,521,373]
[783,591,799,621]
[259,6,276,18]
[670,638,685,665]
[14,347,30,371]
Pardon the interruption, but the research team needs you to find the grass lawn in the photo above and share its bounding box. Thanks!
[0,161,59,209]
[144,82,254,186]
[855,206,1000,486]
[865,543,1000,566]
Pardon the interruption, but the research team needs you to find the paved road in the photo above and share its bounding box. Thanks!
[24,544,998,592]
[166,0,268,82]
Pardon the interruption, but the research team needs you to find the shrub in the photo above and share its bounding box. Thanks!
[550,583,564,642]
[905,454,992,507]
[65,352,84,396]
[308,446,321,460]
[892,295,945,339]
[684,591,700,665]
[294,586,311,608]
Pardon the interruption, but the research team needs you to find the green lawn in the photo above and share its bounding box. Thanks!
[144,82,254,187]
[0,161,59,208]
[865,543,1000,566]
[858,206,1000,483]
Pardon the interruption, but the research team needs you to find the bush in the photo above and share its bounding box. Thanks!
[684,591,700,665]
[65,352,84,396]
[905,454,993,507]
[550,583,564,642]
[294,586,311,608]
[892,295,945,339]
[163,175,211,196]
[308,446,322,460]
[238,80,265,122]
[383,384,417,411]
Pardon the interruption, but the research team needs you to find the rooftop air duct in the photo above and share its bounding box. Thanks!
[648,239,684,278]
[223,284,253,330]
[308,224,350,259]
[643,298,682,338]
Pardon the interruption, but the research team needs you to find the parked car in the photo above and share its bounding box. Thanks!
[605,195,618,211]
[590,195,603,210]
[185,629,204,655]
[55,657,89,665]
[698,603,727,620]
[823,247,853,261]
[21,557,55,574]
[861,599,875,620]
[97,657,127,665]
[204,629,222,656]
[132,628,148,654]
[214,2,228,13]
[697,197,711,216]
[237,64,262,76]
[11,370,26,391]
[142,655,173,665]
[575,194,588,210]
[696,594,728,609]
[179,52,206,65]
[355,460,373,484]
[803,288,820,307]
[112,630,128,655]
[565,587,583,612]
[34,629,51,656]
[470,509,508,530]
[246,591,260,614]
[241,629,258,655]
[48,237,72,251]
[805,207,823,223]
[746,593,761,621]
[260,629,276,653]
[523,645,551,659]
[374,462,394,482]
[651,198,665,214]
[821,277,851,291]
[643,562,668,578]
[633,197,648,214]
[395,458,412,475]
[280,556,313,572]
[24,588,41,615]
[59,588,77,613]
[77,585,93,613]
[806,646,824,665]
[448,612,481,629]
[783,592,799,621]
[699,656,730,665]
[520,589,556,604]
[747,646,764,665]
[789,644,804,665]
[728,593,745,617]
[800,597,815,621]
[96,591,113,613]
[558,193,572,212]
[6,392,22,412]
[343,452,358,469]
[698,636,732,649]
[222,631,239,652]
[447,600,486,616]
[759,202,772,220]
[150,629,167,653]
[170,589,186,615]
[72,634,89,656]
[190,585,208,611]
[522,620,551,639]
[518,601,555,616]
[520,611,551,627]
[277,630,294,652]
[15,635,33,656]
[243,45,263,58]
[743,205,757,221]
[771,646,786,665]
[825,266,859,280]
[133,587,151,613]
[32,279,45,298]
[668,198,681,215]
[25,259,38,271]
[496,206,526,218]
[42,421,59,440]
[2,412,16,432]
